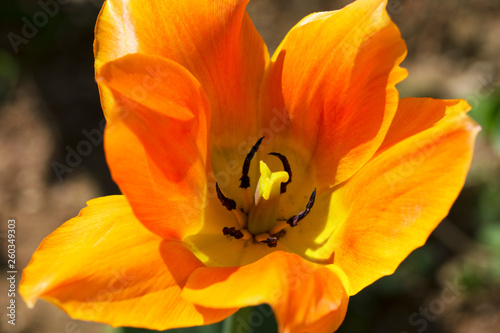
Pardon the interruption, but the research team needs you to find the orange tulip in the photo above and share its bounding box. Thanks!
[20,0,479,332]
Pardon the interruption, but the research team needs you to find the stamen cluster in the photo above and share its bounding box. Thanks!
[216,137,316,247]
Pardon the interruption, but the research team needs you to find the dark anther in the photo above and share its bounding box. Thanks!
[239,136,265,188]
[274,229,286,239]
[260,236,278,248]
[222,226,234,235]
[222,227,244,239]
[287,188,317,227]
[216,182,236,211]
[268,152,292,194]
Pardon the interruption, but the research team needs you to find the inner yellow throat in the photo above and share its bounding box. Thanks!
[215,137,317,248]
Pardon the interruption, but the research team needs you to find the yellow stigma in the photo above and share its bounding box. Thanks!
[247,161,289,235]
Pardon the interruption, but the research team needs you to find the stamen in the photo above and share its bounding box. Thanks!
[242,188,252,214]
[239,136,264,189]
[273,229,287,239]
[260,236,278,248]
[240,229,252,240]
[268,152,292,194]
[216,182,236,211]
[255,233,271,242]
[222,227,244,239]
[233,208,247,228]
[269,220,289,235]
[263,229,287,248]
[287,188,317,227]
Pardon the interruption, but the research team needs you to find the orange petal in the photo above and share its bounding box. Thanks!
[328,98,480,295]
[20,196,235,330]
[182,252,349,333]
[98,53,211,239]
[259,0,407,188]
[378,98,473,152]
[95,0,269,156]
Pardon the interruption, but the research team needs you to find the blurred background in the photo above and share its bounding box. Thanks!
[1,0,499,332]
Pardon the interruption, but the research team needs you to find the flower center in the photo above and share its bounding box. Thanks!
[216,137,316,248]
[248,160,289,234]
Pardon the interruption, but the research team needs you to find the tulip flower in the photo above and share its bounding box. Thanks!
[20,0,479,332]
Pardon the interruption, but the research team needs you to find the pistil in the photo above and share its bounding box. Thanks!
[247,161,289,235]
